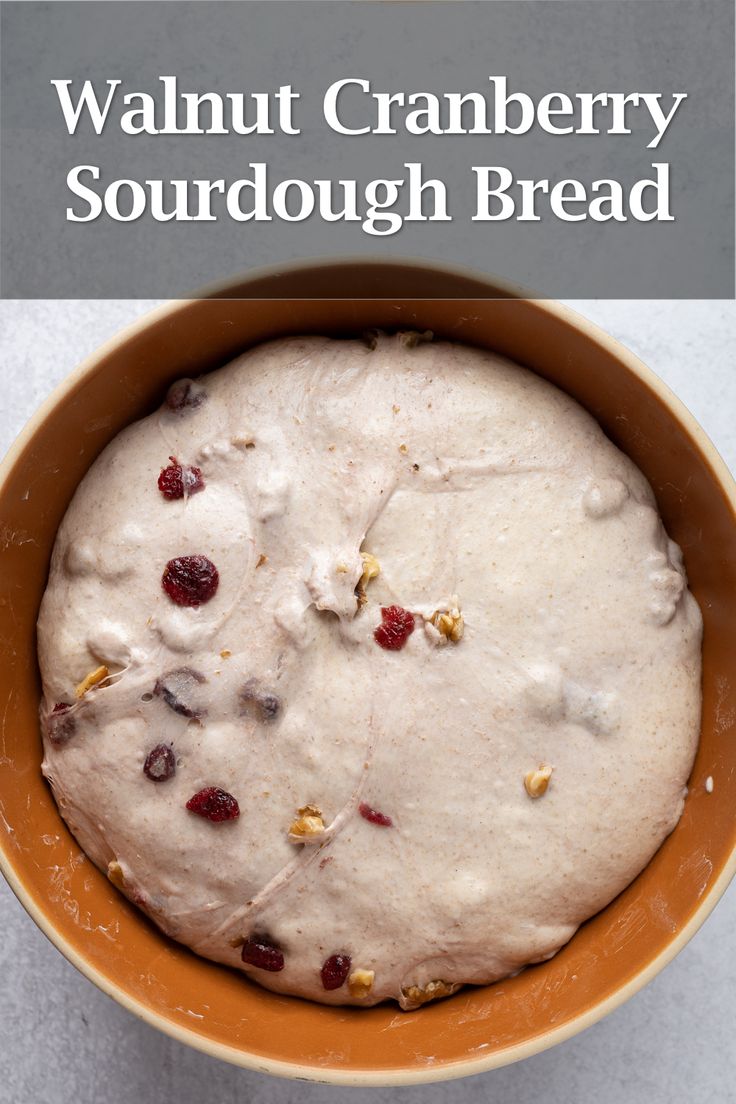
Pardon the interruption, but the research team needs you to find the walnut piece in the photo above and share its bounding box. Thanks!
[348,968,375,998]
[355,551,381,609]
[400,979,460,1009]
[288,804,326,841]
[75,664,109,699]
[524,765,553,798]
[398,329,433,349]
[429,605,464,644]
[107,860,125,889]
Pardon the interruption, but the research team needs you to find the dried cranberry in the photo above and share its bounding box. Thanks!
[359,802,393,827]
[153,668,207,718]
[165,378,206,412]
[241,935,285,972]
[143,743,176,782]
[373,606,415,651]
[186,786,239,822]
[46,702,76,746]
[321,953,351,990]
[162,555,219,607]
[240,679,281,723]
[158,457,205,500]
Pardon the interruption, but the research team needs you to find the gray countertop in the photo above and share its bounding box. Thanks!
[0,299,734,1104]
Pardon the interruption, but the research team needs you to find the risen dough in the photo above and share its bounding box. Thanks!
[37,334,702,1008]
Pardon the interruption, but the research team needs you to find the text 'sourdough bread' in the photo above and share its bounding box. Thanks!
[38,335,702,1009]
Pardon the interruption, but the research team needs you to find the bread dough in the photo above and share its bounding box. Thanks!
[37,334,702,1008]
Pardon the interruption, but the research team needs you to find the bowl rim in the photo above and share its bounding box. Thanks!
[1,278,735,1085]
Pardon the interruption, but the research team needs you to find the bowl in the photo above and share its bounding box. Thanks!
[1,260,735,1085]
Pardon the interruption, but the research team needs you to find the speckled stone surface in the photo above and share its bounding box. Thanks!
[0,298,734,1104]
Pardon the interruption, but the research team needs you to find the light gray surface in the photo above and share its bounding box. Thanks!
[0,298,734,1104]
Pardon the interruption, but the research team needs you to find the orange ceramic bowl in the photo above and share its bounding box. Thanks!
[1,261,735,1085]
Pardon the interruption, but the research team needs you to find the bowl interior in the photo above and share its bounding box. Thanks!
[1,277,735,1082]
